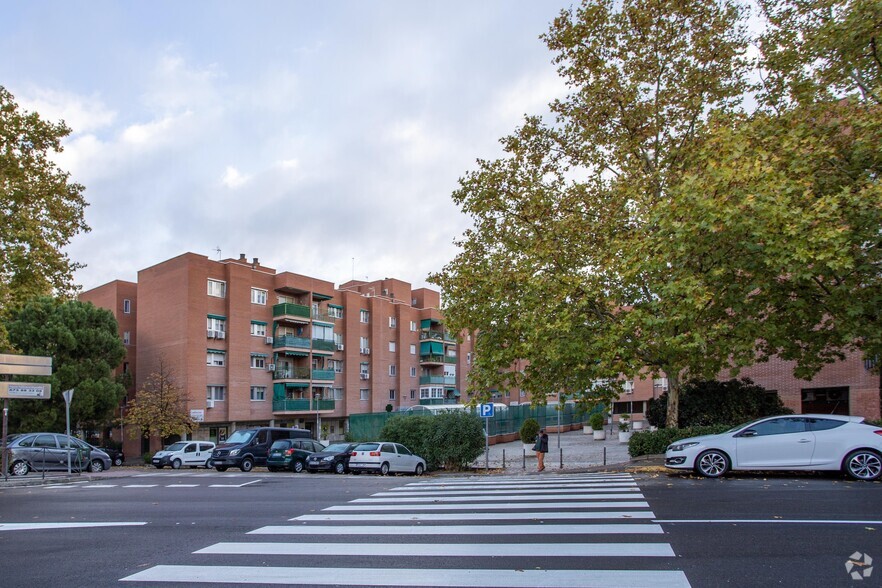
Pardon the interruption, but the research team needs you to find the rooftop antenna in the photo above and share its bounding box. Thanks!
[214,246,222,260]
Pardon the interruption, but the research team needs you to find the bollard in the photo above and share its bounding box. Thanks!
[603,446,607,466]
[559,447,562,469]
[522,448,526,470]
[502,448,506,469]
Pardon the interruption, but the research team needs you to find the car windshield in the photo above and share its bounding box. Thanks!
[354,443,379,451]
[225,430,255,444]
[165,442,188,451]
[325,443,352,453]
[270,440,291,450]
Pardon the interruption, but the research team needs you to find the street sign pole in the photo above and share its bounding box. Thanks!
[0,355,53,480]
[480,403,495,471]
[63,389,74,474]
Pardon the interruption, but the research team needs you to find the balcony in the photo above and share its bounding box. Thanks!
[418,398,461,406]
[312,369,336,381]
[312,339,336,353]
[419,375,457,386]
[312,309,335,323]
[272,398,336,413]
[419,354,445,365]
[274,366,311,380]
[419,330,444,341]
[273,335,310,350]
[273,303,310,322]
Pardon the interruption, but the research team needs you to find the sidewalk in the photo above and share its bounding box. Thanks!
[468,428,661,474]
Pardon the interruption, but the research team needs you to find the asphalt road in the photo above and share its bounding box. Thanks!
[0,468,878,587]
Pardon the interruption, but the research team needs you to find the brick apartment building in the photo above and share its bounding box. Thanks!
[80,252,473,459]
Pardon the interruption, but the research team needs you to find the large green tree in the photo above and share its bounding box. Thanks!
[4,297,126,433]
[432,0,755,423]
[0,86,89,350]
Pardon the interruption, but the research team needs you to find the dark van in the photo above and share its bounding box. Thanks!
[211,427,312,472]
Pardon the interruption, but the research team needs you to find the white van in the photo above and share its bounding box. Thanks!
[152,441,216,469]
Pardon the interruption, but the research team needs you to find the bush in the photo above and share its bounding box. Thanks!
[627,425,734,457]
[647,378,792,428]
[589,412,604,430]
[380,411,485,471]
[519,418,540,444]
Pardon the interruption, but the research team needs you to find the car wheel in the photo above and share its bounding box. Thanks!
[113,456,123,467]
[380,462,390,476]
[334,461,346,475]
[171,459,182,470]
[206,459,213,468]
[844,449,882,481]
[292,460,304,473]
[215,466,228,472]
[240,458,254,473]
[694,450,730,478]
[414,463,425,476]
[90,459,105,473]
[11,461,29,476]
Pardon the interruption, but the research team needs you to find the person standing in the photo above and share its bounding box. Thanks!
[535,428,549,472]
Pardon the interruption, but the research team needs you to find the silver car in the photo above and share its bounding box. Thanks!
[5,433,109,476]
[665,414,882,480]
[348,442,426,476]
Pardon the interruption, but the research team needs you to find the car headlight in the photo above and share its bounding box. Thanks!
[321,456,334,462]
[229,449,240,456]
[667,441,699,452]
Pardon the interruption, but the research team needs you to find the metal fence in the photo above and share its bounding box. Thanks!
[347,403,603,442]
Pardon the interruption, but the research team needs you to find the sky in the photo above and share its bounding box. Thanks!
[1,1,571,293]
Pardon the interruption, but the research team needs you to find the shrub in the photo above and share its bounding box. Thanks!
[519,418,540,444]
[646,378,792,428]
[380,411,485,471]
[627,425,734,457]
[589,412,604,431]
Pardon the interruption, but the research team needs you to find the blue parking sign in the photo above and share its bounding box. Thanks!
[480,403,494,418]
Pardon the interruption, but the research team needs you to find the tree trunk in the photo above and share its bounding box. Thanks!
[665,370,681,428]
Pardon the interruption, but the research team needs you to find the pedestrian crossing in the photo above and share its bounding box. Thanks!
[120,472,691,587]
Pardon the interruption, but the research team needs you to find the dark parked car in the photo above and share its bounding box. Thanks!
[212,427,312,472]
[306,442,357,474]
[98,446,125,467]
[5,433,108,476]
[266,438,325,473]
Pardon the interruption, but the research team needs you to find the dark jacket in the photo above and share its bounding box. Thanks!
[536,433,549,453]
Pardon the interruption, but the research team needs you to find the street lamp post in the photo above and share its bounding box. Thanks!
[314,392,321,440]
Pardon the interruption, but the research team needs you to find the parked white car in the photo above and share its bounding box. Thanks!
[152,441,216,469]
[348,442,426,476]
[665,414,882,480]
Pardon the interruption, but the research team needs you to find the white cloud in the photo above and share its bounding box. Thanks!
[15,87,116,134]
[221,166,249,188]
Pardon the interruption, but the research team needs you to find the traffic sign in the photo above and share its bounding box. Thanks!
[0,382,51,399]
[0,354,52,377]
[479,403,495,418]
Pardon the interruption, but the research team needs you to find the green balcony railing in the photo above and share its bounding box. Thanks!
[273,303,310,319]
[419,354,445,363]
[419,330,444,341]
[419,375,457,386]
[273,335,310,349]
[444,356,457,364]
[312,339,336,352]
[419,398,460,405]
[274,366,310,380]
[273,398,336,412]
[312,369,336,381]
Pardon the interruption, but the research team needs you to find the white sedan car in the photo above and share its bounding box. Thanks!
[665,414,882,480]
[349,442,426,476]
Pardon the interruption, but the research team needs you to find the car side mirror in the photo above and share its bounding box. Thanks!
[738,430,757,437]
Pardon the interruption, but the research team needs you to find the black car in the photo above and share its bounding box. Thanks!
[306,442,358,474]
[98,447,125,467]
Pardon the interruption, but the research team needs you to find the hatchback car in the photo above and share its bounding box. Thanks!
[152,441,216,469]
[348,442,426,476]
[6,433,103,476]
[665,414,882,480]
[266,439,325,473]
[98,446,125,467]
[306,442,358,474]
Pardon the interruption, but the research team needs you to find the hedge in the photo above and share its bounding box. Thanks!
[627,425,734,457]
[380,411,485,471]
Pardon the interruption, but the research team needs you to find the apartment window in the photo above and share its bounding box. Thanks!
[207,350,225,366]
[360,362,369,379]
[389,317,397,328]
[250,321,267,337]
[420,387,443,399]
[467,352,472,366]
[250,386,266,401]
[123,299,131,314]
[313,324,335,341]
[360,309,369,323]
[250,354,267,369]
[410,389,416,400]
[360,388,369,401]
[520,389,526,398]
[251,288,267,305]
[410,321,417,332]
[207,316,226,337]
[122,331,131,345]
[329,306,343,319]
[389,389,396,400]
[410,367,417,377]
[207,385,226,401]
[410,344,416,355]
[360,336,370,353]
[389,342,396,353]
[328,359,343,373]
[331,387,344,400]
[389,365,397,376]
[123,362,129,374]
[207,279,226,298]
